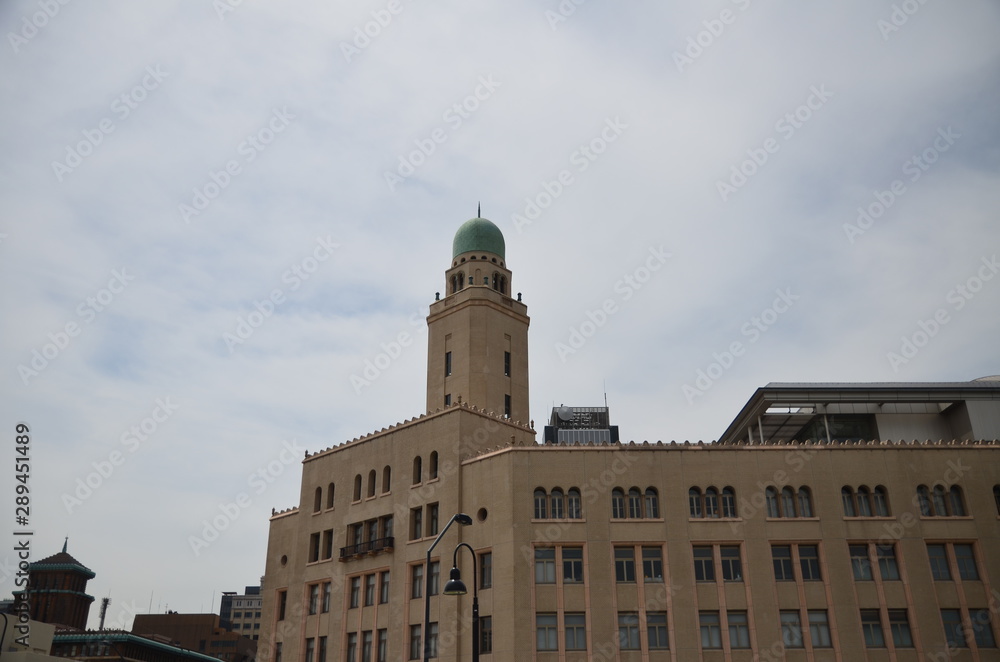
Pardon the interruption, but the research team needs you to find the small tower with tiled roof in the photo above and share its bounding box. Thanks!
[15,538,96,630]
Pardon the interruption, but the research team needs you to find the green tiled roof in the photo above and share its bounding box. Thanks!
[453,217,505,259]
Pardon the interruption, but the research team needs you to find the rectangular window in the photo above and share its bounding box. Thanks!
[799,544,821,581]
[444,394,451,406]
[728,611,750,648]
[888,609,913,647]
[277,590,287,621]
[536,613,558,651]
[971,609,997,648]
[565,613,587,650]
[504,394,511,418]
[322,530,333,559]
[642,546,663,582]
[444,351,451,377]
[408,625,421,660]
[504,351,510,376]
[321,583,331,613]
[941,609,967,648]
[535,548,556,584]
[772,545,794,581]
[615,547,636,582]
[410,508,422,540]
[954,544,978,580]
[347,633,357,662]
[275,642,282,662]
[480,552,492,589]
[861,610,885,647]
[850,544,873,580]
[877,544,900,580]
[318,636,327,662]
[721,545,742,581]
[361,631,372,662]
[563,547,584,583]
[411,564,423,599]
[350,576,361,608]
[647,612,669,649]
[928,543,951,580]
[428,503,439,536]
[618,612,640,650]
[379,571,390,604]
[426,623,438,658]
[781,611,803,648]
[364,573,376,606]
[429,561,440,596]
[305,638,315,662]
[809,611,832,648]
[308,584,319,615]
[480,615,493,653]
[693,546,715,582]
[309,532,320,562]
[376,630,387,662]
[700,612,722,649]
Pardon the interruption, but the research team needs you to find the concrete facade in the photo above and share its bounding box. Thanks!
[257,218,1000,662]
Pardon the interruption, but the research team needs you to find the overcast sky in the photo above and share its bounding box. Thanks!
[1,0,998,631]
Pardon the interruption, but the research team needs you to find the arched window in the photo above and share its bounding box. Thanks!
[458,272,465,290]
[948,486,966,516]
[492,272,500,291]
[916,485,932,516]
[765,487,779,518]
[645,488,659,519]
[534,489,548,519]
[780,487,796,517]
[451,275,458,294]
[873,486,889,516]
[841,487,857,517]
[704,487,719,518]
[612,488,626,519]
[412,457,422,485]
[932,485,948,516]
[568,488,582,519]
[856,486,872,517]
[501,276,507,294]
[313,487,322,513]
[689,488,703,518]
[721,487,737,518]
[429,451,439,480]
[367,470,377,498]
[353,474,362,502]
[327,482,335,509]
[797,487,813,517]
[382,466,391,493]
[628,488,642,518]
[551,489,565,519]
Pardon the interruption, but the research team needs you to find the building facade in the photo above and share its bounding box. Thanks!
[258,217,1000,662]
[220,586,264,641]
[131,613,257,662]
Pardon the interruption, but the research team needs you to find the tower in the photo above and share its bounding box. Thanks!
[426,216,530,422]
[15,539,96,630]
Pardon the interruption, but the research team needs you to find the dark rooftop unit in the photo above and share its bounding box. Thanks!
[543,405,620,444]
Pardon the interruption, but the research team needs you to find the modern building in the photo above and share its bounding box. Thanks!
[131,613,256,662]
[13,541,96,631]
[220,587,263,640]
[257,216,1000,662]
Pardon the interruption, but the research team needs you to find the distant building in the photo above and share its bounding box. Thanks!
[131,613,255,662]
[50,631,223,662]
[257,217,1000,661]
[219,587,262,640]
[14,540,95,631]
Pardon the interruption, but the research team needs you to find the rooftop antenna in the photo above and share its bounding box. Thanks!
[477,202,481,217]
[604,381,609,409]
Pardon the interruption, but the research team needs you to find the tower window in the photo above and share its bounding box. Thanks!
[444,352,452,377]
[444,394,451,406]
[504,351,510,377]
[504,394,511,418]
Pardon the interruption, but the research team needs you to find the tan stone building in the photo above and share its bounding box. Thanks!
[258,217,1000,662]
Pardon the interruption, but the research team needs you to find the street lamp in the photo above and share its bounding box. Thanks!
[423,513,472,662]
[444,542,479,662]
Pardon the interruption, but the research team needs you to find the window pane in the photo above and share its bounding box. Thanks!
[721,546,742,582]
[645,488,659,518]
[888,610,913,647]
[612,489,626,519]
[799,545,821,581]
[480,552,492,589]
[842,487,857,517]
[535,548,555,584]
[781,611,803,648]
[765,488,779,517]
[642,546,663,582]
[873,487,889,516]
[954,544,978,580]
[781,487,796,517]
[705,488,719,518]
[565,613,586,650]
[563,547,584,583]
[618,612,640,650]
[728,611,750,648]
[480,616,493,654]
[798,488,813,517]
[809,611,832,648]
[534,489,547,519]
[927,544,951,580]
[850,544,873,580]
[877,544,900,581]
[568,489,582,519]
[699,612,722,649]
[721,488,737,517]
[861,610,885,647]
[971,609,996,648]
[941,609,967,648]
[857,487,873,516]
[772,545,794,581]
[647,612,669,649]
[536,614,557,651]
[949,486,966,516]
[550,490,564,519]
[628,489,642,519]
[694,546,715,582]
[615,547,636,582]
[689,488,702,518]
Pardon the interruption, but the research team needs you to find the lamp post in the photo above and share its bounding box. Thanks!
[444,542,479,662]
[423,513,472,662]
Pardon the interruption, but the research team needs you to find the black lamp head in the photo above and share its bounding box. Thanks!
[443,566,467,595]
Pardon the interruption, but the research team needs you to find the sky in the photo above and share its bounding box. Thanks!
[1,0,998,631]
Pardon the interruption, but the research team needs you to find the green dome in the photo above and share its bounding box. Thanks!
[452,217,505,259]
